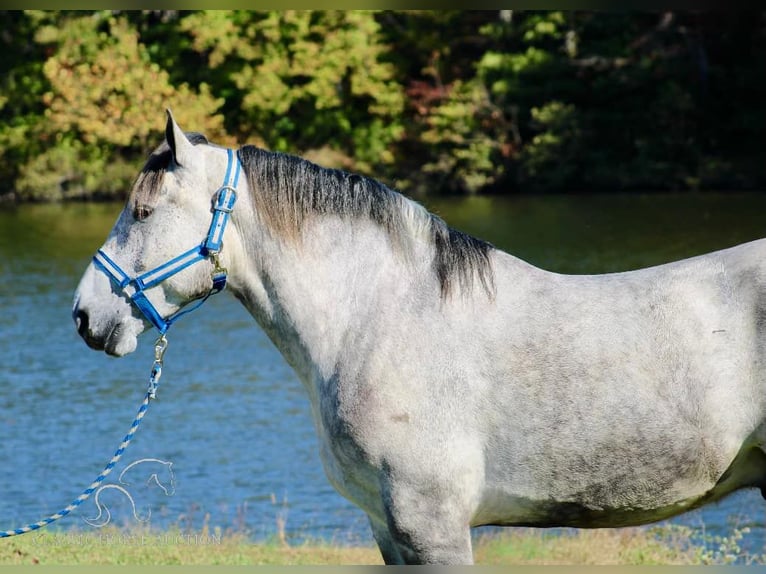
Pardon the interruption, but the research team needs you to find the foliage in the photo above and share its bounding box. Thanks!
[0,10,765,201]
[0,11,51,200]
[16,12,228,200]
[178,11,404,171]
[418,79,510,193]
[519,101,581,190]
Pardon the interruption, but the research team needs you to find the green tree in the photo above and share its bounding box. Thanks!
[19,11,228,200]
[1,10,765,200]
[0,11,51,201]
[471,11,766,192]
[179,10,405,173]
[376,11,506,194]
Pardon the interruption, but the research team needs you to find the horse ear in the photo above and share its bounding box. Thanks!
[165,109,196,167]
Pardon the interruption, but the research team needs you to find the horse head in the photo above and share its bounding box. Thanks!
[72,110,243,356]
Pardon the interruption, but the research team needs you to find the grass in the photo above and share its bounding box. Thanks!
[1,523,760,565]
[0,527,382,566]
[473,527,699,565]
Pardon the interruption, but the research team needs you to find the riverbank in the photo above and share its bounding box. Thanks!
[0,525,758,565]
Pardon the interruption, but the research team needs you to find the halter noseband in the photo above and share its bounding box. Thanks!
[93,148,240,335]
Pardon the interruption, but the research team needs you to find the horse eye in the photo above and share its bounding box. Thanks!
[133,205,154,221]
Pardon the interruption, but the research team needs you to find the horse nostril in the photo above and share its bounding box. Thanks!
[74,309,89,338]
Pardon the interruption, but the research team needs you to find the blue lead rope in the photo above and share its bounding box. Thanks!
[0,335,167,538]
[0,394,151,537]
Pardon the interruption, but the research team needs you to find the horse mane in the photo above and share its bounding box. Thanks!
[237,145,495,299]
[130,135,495,298]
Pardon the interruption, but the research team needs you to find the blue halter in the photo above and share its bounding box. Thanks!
[93,148,240,335]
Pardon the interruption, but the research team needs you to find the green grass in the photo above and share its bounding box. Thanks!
[0,527,382,566]
[1,523,759,565]
[474,527,699,565]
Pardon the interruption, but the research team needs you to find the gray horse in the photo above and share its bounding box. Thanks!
[72,110,766,564]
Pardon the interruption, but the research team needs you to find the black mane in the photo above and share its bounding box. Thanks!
[238,145,494,298]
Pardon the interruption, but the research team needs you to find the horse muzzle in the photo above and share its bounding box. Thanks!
[72,297,141,357]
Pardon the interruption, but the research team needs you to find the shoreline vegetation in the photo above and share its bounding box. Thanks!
[0,524,761,565]
[1,11,765,202]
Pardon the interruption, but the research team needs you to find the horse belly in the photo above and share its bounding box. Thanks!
[474,494,706,529]
[472,418,766,530]
[478,453,766,529]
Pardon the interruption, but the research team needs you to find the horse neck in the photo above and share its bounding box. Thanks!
[227,209,435,385]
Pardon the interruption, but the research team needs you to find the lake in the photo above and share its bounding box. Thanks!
[1,192,766,553]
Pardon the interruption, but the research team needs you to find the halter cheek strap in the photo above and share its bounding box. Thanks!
[93,148,240,335]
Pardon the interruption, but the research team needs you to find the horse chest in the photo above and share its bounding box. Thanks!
[313,412,384,516]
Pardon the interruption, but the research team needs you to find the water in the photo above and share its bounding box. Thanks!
[1,193,766,552]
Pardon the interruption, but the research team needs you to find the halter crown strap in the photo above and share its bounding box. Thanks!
[93,148,240,335]
[205,149,240,253]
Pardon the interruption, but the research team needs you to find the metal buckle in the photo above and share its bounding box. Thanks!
[210,252,227,276]
[148,334,169,399]
[214,186,237,213]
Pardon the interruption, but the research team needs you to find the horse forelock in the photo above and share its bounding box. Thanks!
[237,145,495,299]
[128,132,209,219]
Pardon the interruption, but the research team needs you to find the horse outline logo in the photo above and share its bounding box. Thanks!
[82,458,175,528]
